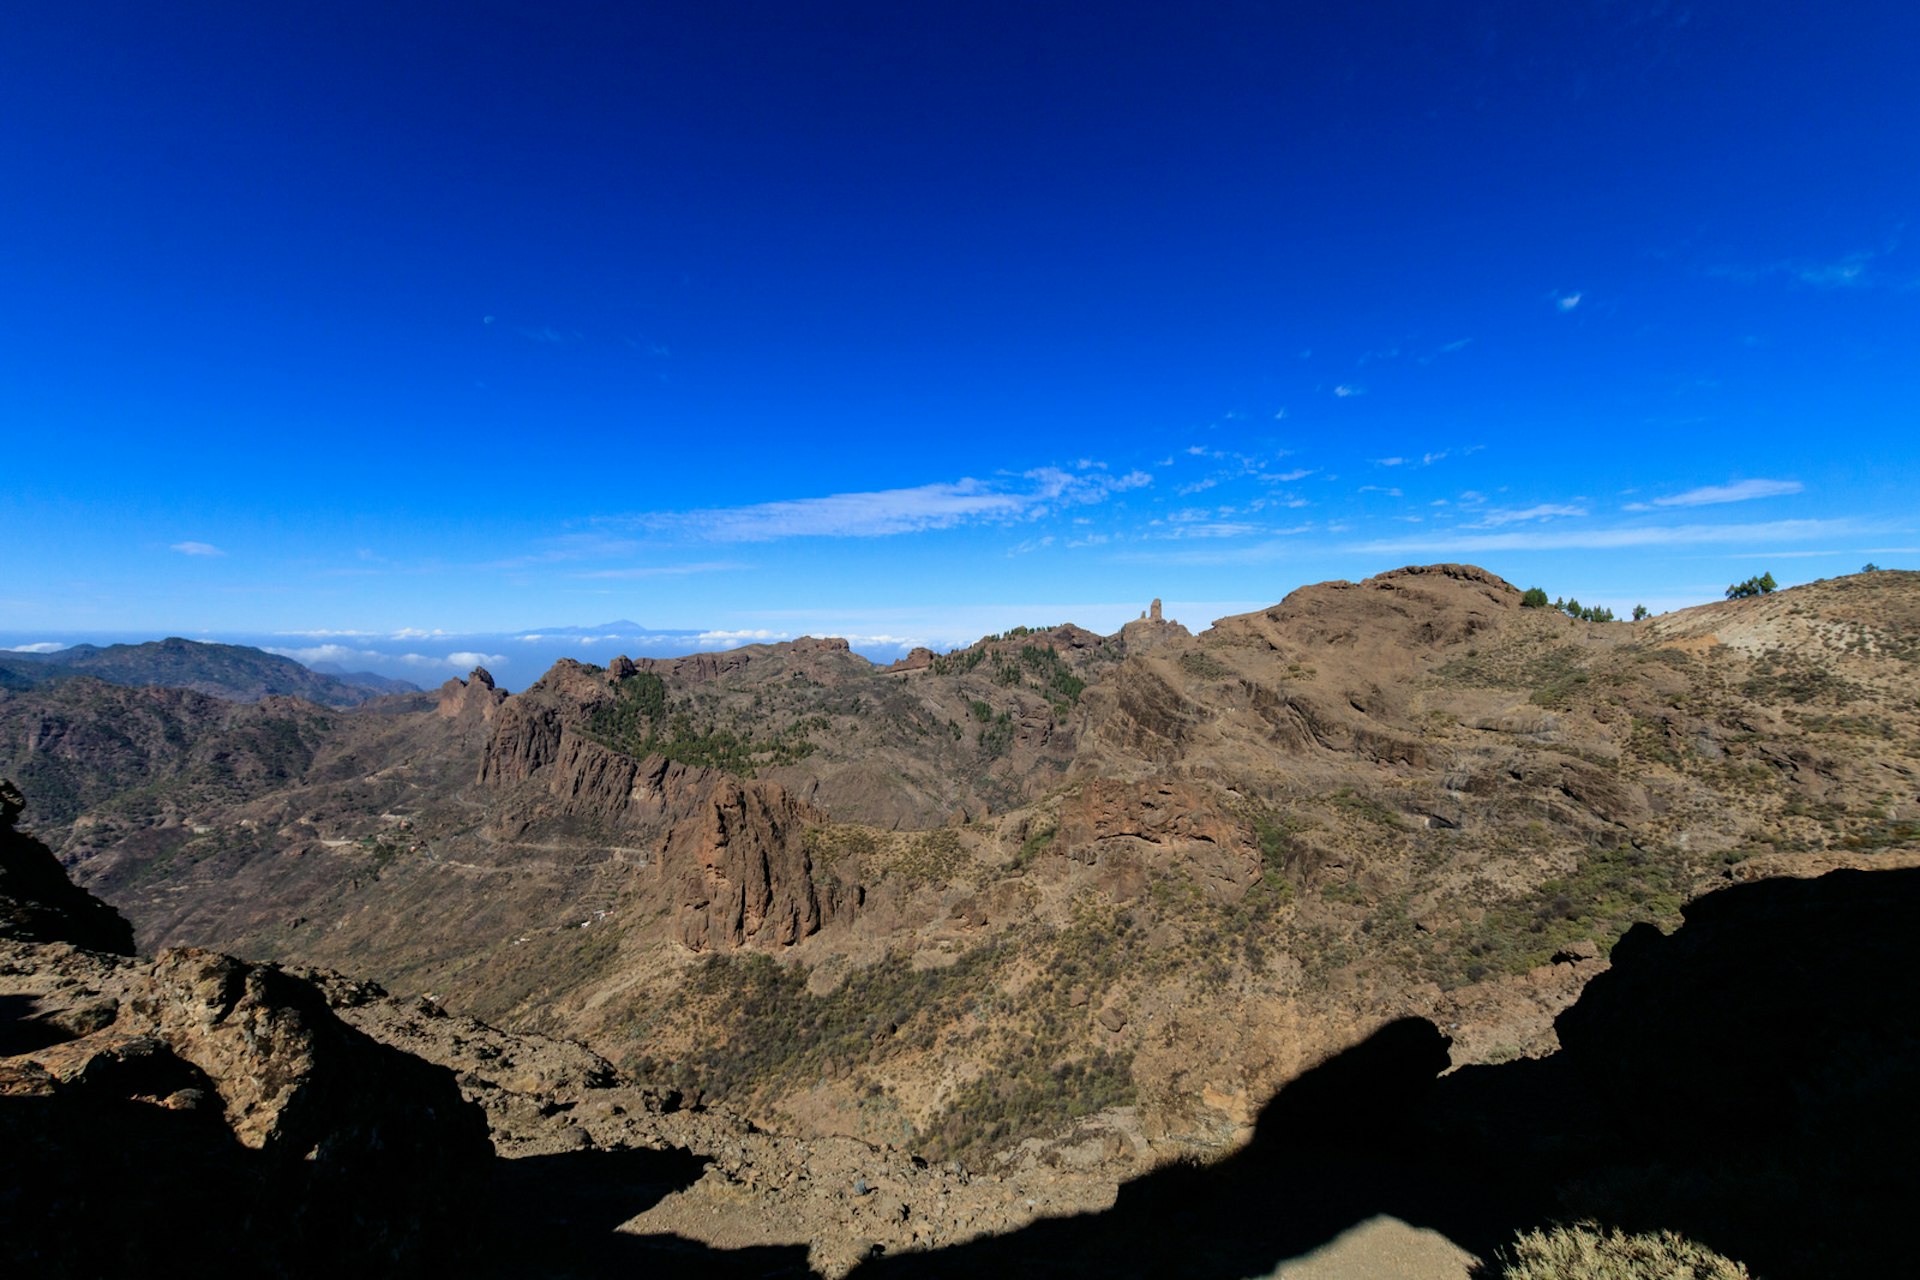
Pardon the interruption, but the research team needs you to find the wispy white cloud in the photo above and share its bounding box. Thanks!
[1796,255,1872,287]
[268,641,504,673]
[4,642,66,654]
[1555,292,1583,311]
[1623,478,1803,510]
[1358,485,1404,498]
[1419,338,1473,364]
[170,541,225,557]
[1333,384,1364,397]
[267,643,385,668]
[1114,527,1316,566]
[1350,518,1861,556]
[274,629,381,638]
[1711,250,1881,289]
[572,562,749,580]
[628,468,1150,543]
[1157,522,1268,540]
[697,629,790,645]
[1375,456,1406,467]
[1467,503,1589,529]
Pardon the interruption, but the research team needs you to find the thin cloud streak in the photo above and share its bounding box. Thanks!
[1467,503,1589,529]
[624,469,1152,543]
[1350,518,1863,555]
[1626,478,1804,510]
[572,562,750,580]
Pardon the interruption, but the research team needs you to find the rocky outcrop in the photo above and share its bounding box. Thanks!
[477,659,612,789]
[669,778,837,950]
[887,646,936,672]
[477,661,852,950]
[1057,780,1252,866]
[435,665,505,724]
[1119,598,1191,654]
[0,800,494,1276]
[1212,562,1519,664]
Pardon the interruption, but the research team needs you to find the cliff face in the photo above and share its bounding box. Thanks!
[668,777,837,950]
[476,660,841,951]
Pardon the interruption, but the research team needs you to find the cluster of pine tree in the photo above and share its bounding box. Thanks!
[1519,586,1633,623]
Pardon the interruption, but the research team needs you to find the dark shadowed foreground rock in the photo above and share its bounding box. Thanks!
[0,778,134,955]
[0,785,493,1277]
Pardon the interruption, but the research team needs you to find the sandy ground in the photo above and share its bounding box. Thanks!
[1267,1215,1477,1280]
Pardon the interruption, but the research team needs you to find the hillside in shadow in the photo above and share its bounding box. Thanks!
[830,865,1920,1278]
[9,843,1914,1276]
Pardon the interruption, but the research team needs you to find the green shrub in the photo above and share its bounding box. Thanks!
[1521,587,1550,608]
[1014,823,1057,868]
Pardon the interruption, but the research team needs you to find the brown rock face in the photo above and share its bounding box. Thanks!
[1213,562,1518,664]
[1057,780,1250,864]
[476,659,613,791]
[670,778,837,950]
[475,658,851,950]
[887,646,936,672]
[435,666,506,724]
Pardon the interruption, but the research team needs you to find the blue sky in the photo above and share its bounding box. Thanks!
[5,2,1917,677]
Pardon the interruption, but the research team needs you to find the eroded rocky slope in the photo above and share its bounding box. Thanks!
[9,776,1912,1278]
[8,565,1918,1179]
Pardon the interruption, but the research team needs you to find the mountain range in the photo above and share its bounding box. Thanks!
[0,637,416,705]
[4,563,1917,1276]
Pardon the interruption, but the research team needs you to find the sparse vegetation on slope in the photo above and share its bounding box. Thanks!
[628,939,1139,1160]
[586,670,820,775]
